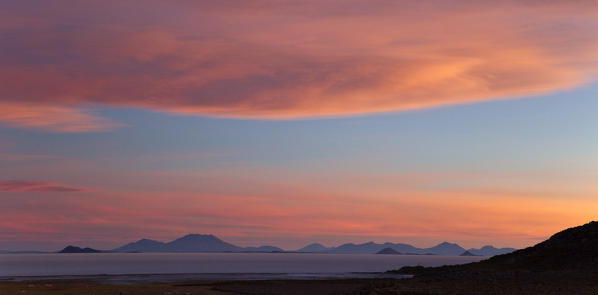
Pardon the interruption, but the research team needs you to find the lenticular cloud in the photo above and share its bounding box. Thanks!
[0,0,597,131]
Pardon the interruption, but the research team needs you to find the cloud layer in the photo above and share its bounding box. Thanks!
[0,180,90,193]
[1,0,597,131]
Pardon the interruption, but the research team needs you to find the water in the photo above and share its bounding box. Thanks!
[0,253,484,281]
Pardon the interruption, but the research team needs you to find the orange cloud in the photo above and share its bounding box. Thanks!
[1,185,595,249]
[0,1,597,131]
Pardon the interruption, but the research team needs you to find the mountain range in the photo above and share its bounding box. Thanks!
[113,234,284,253]
[303,241,514,256]
[59,234,514,256]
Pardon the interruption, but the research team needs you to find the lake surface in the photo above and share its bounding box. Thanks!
[0,253,484,281]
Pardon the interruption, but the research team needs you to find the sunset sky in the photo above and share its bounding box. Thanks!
[1,0,597,251]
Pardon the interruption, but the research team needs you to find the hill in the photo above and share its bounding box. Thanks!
[58,245,102,253]
[114,238,165,252]
[382,221,598,294]
[481,220,598,271]
[162,234,241,252]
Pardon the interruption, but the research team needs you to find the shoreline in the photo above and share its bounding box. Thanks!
[0,272,411,284]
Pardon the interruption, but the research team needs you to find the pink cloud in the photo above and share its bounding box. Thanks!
[0,1,596,131]
[0,180,91,193]
[1,186,595,250]
[0,103,121,133]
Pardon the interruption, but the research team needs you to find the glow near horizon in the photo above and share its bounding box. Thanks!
[0,0,597,251]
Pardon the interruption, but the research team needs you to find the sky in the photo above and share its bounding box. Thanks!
[0,0,597,251]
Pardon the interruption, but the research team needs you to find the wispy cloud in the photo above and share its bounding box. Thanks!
[0,0,597,131]
[0,103,121,133]
[0,180,91,193]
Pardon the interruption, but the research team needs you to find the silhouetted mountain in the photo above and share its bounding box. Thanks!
[328,242,419,254]
[59,245,102,253]
[331,242,382,253]
[326,241,464,255]
[385,243,423,254]
[376,221,598,294]
[297,243,330,252]
[113,238,165,252]
[467,245,516,256]
[377,247,401,254]
[242,245,284,252]
[425,242,466,256]
[163,234,242,252]
[481,221,598,271]
[109,234,512,255]
[459,250,477,256]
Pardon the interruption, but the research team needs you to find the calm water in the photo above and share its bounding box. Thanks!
[0,253,484,280]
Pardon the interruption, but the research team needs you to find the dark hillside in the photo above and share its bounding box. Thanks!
[378,221,598,294]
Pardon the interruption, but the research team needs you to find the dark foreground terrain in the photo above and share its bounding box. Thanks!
[2,274,598,295]
[2,221,597,294]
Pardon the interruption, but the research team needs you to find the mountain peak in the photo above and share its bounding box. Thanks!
[297,243,329,252]
[425,241,466,255]
[59,245,101,253]
[165,233,240,252]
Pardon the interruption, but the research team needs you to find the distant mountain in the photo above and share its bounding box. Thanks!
[459,250,478,256]
[377,247,401,254]
[297,243,330,252]
[242,245,284,252]
[324,241,465,255]
[114,238,165,252]
[425,242,466,256]
[331,242,384,254]
[467,245,516,256]
[162,234,242,252]
[108,234,513,256]
[389,243,425,254]
[112,235,283,253]
[59,245,102,253]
